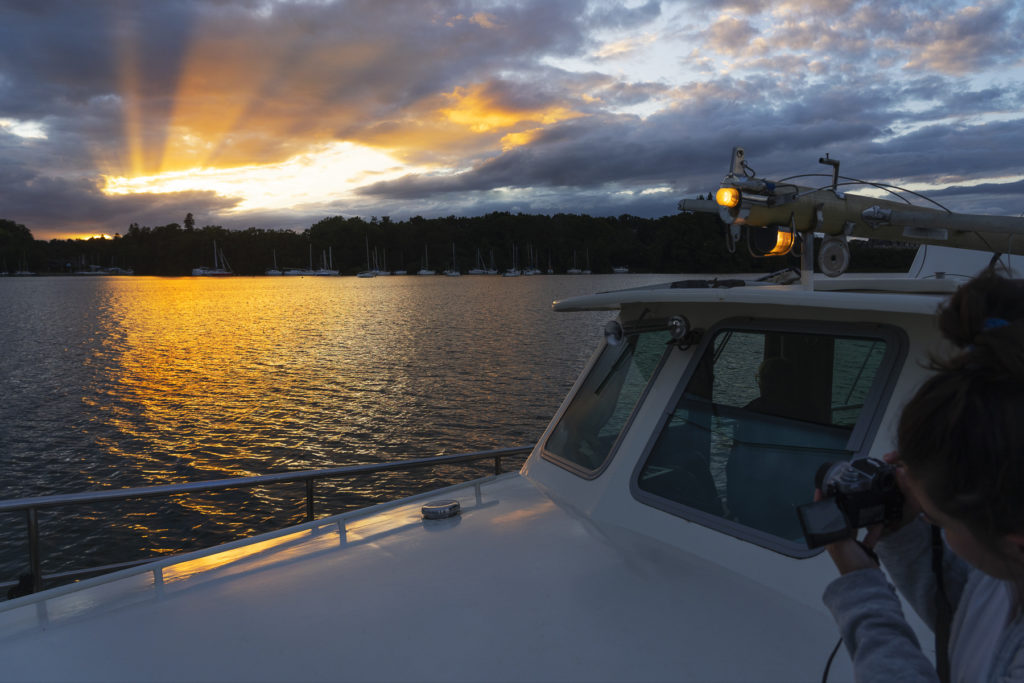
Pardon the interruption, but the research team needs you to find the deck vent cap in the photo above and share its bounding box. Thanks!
[422,500,461,520]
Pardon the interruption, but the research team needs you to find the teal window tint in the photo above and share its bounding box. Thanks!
[545,331,669,471]
[637,330,888,541]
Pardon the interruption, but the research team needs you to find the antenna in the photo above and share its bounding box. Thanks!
[818,154,840,192]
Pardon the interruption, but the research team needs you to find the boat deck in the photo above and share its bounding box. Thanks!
[0,473,848,682]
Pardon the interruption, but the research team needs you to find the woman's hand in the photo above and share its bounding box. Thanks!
[824,536,880,575]
[814,487,883,575]
[818,452,925,576]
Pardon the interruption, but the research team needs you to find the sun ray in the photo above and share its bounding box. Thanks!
[114,13,145,177]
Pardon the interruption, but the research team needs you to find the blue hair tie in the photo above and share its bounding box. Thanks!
[983,317,1010,330]
[967,318,1011,351]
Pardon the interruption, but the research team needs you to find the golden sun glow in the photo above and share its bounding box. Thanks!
[440,84,581,133]
[500,128,543,150]
[102,142,421,212]
[99,18,578,212]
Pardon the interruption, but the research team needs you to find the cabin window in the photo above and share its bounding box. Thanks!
[543,330,670,475]
[634,323,900,554]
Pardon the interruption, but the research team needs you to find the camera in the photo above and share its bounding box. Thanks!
[796,458,904,548]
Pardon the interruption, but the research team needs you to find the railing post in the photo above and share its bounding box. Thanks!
[494,455,503,475]
[26,507,41,593]
[305,480,315,521]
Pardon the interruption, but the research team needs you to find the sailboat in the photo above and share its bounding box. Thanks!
[313,247,339,276]
[467,248,488,275]
[265,250,282,276]
[284,244,316,276]
[372,247,390,276]
[443,243,461,276]
[357,237,376,278]
[417,245,435,275]
[522,244,541,275]
[503,244,522,277]
[12,252,34,276]
[192,241,232,276]
[566,250,582,275]
[582,249,591,275]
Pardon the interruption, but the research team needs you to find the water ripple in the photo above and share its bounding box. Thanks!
[0,273,669,582]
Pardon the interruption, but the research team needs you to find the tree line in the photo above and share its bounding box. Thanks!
[0,212,915,276]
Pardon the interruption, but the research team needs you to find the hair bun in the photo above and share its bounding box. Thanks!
[937,272,1024,380]
[968,318,1024,381]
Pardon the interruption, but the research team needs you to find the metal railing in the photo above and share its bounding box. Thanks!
[0,445,533,596]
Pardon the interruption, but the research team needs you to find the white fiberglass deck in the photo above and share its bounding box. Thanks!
[0,472,847,682]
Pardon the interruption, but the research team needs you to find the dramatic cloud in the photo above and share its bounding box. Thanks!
[0,0,1021,239]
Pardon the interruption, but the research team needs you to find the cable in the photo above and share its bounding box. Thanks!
[822,637,843,682]
[778,173,955,213]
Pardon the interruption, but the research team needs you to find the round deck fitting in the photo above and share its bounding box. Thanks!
[421,500,461,519]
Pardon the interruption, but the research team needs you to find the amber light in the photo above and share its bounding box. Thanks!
[765,229,795,256]
[715,187,741,208]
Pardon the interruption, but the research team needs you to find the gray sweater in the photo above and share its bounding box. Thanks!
[822,518,1024,682]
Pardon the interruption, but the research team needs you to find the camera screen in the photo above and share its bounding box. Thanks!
[797,499,852,548]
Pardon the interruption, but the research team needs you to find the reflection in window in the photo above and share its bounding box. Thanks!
[637,329,888,543]
[544,331,669,472]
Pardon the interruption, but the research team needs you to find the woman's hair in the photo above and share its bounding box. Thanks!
[898,270,1024,546]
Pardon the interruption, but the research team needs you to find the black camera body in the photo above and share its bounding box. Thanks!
[797,457,904,548]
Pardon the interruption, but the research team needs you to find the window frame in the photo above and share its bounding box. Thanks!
[629,316,908,558]
[540,329,674,480]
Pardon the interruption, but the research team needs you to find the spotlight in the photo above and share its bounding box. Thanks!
[604,320,624,346]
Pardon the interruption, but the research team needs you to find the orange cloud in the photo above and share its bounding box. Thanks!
[440,83,582,133]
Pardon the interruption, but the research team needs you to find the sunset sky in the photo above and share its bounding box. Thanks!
[2,0,1023,240]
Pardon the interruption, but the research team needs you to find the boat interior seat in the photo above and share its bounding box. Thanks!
[726,413,849,541]
[640,421,724,517]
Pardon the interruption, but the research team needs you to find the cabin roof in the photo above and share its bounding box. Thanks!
[0,473,845,682]
[553,276,957,315]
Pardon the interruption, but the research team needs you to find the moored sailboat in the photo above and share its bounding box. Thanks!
[357,237,376,278]
[265,250,282,276]
[417,244,435,275]
[192,241,232,276]
[443,242,461,276]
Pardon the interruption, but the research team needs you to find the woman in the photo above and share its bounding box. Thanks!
[821,271,1024,681]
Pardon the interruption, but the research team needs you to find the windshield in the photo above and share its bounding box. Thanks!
[636,326,893,548]
[543,330,670,474]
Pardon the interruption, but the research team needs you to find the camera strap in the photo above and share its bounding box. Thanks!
[931,524,952,683]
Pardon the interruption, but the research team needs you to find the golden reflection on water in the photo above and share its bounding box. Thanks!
[0,273,664,575]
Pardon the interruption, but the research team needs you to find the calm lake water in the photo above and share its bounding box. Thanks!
[0,273,671,586]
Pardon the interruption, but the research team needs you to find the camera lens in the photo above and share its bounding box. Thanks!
[814,462,835,490]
